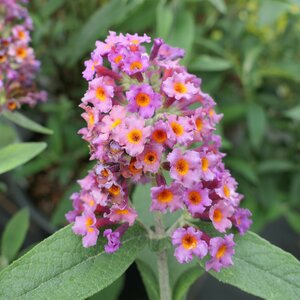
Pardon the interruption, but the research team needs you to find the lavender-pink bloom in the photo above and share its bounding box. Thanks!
[172,227,208,263]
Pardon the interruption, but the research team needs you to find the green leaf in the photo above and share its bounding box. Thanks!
[259,0,290,25]
[173,266,204,300]
[156,2,173,40]
[257,160,294,173]
[285,211,300,235]
[0,224,146,299]
[189,55,232,72]
[88,274,125,300]
[0,122,18,148]
[246,103,267,149]
[0,142,47,175]
[71,0,142,65]
[3,111,53,135]
[284,104,300,122]
[226,158,258,185]
[1,209,29,262]
[200,231,300,299]
[207,0,227,13]
[136,260,159,300]
[289,173,300,205]
[167,9,195,63]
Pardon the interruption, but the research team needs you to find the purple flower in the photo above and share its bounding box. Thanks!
[126,84,162,118]
[172,227,208,263]
[167,148,201,188]
[135,144,163,173]
[82,76,114,113]
[103,229,121,253]
[150,183,183,213]
[209,201,234,233]
[206,234,235,272]
[122,52,149,75]
[166,115,194,146]
[233,208,252,235]
[184,187,212,215]
[162,72,198,101]
[72,210,99,248]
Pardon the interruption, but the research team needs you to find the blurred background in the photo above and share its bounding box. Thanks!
[0,0,300,299]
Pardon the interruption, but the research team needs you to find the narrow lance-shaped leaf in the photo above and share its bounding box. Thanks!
[173,266,204,300]
[0,142,47,175]
[0,224,146,300]
[3,111,53,135]
[136,259,160,300]
[200,231,300,300]
[1,208,30,263]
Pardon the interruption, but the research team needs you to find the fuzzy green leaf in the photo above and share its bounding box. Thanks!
[0,142,47,174]
[200,231,300,299]
[1,209,29,262]
[0,224,146,299]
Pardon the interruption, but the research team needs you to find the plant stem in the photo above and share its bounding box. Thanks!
[155,213,171,300]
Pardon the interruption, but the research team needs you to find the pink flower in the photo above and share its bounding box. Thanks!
[150,183,183,213]
[172,227,208,263]
[122,53,149,75]
[126,84,162,118]
[167,148,201,188]
[72,210,99,247]
[82,77,114,113]
[106,205,138,226]
[184,186,212,215]
[151,120,170,146]
[233,208,252,235]
[206,234,235,272]
[209,201,234,233]
[166,114,194,146]
[116,116,151,156]
[135,144,163,173]
[162,72,198,100]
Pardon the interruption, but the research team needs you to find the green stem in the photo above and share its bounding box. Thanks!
[155,213,171,300]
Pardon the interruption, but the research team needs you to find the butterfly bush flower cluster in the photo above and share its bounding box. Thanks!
[0,0,46,111]
[66,32,252,272]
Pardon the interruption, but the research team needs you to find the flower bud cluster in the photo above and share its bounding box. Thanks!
[0,0,46,111]
[67,32,252,272]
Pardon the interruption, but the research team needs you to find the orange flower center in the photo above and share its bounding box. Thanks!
[157,189,173,203]
[0,54,7,63]
[188,191,202,205]
[129,159,142,174]
[152,129,167,143]
[135,92,151,107]
[216,244,227,259]
[223,185,230,198]
[173,82,187,94]
[213,209,223,223]
[144,151,157,165]
[96,87,106,101]
[16,47,27,59]
[182,233,197,249]
[85,217,93,228]
[101,169,109,178]
[195,118,203,131]
[171,122,184,136]
[18,30,26,40]
[116,209,129,215]
[114,55,123,64]
[110,118,121,129]
[175,159,189,176]
[88,113,94,126]
[201,157,209,172]
[7,102,17,111]
[108,184,121,196]
[127,129,143,144]
[130,61,142,71]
